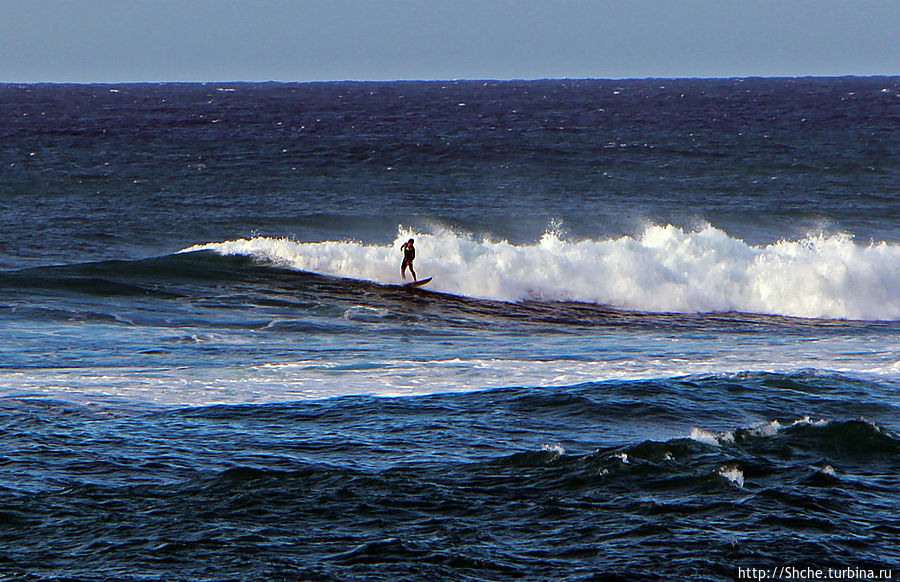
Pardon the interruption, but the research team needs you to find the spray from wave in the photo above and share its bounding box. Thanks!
[183,224,900,321]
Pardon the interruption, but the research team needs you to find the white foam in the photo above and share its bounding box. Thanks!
[344,305,391,323]
[689,427,731,446]
[183,224,900,321]
[747,420,782,437]
[541,443,566,460]
[789,415,828,427]
[717,465,745,488]
[688,415,833,450]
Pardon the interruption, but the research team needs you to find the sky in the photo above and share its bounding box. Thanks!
[1,0,897,83]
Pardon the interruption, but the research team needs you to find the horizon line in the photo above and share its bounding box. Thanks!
[2,73,898,86]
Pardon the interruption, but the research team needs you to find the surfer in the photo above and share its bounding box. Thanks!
[400,238,417,281]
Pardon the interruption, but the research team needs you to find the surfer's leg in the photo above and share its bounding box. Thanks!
[410,265,417,281]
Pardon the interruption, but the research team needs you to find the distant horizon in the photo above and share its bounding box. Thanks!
[4,73,898,87]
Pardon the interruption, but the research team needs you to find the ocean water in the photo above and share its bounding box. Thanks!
[1,78,898,581]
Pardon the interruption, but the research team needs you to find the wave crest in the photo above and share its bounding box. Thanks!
[183,225,900,320]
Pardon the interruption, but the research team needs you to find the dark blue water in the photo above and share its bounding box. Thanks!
[1,78,899,580]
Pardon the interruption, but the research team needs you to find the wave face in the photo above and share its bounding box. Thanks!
[187,224,900,320]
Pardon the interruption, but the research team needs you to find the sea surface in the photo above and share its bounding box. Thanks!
[1,78,899,581]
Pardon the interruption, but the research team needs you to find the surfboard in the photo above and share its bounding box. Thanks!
[403,276,432,288]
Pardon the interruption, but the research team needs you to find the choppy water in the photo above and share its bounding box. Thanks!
[1,78,898,580]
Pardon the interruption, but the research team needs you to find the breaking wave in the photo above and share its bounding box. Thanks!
[184,224,900,320]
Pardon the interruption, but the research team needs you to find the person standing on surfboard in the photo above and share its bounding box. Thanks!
[400,238,417,281]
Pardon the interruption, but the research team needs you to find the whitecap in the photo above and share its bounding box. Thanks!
[689,427,723,446]
[718,465,745,488]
